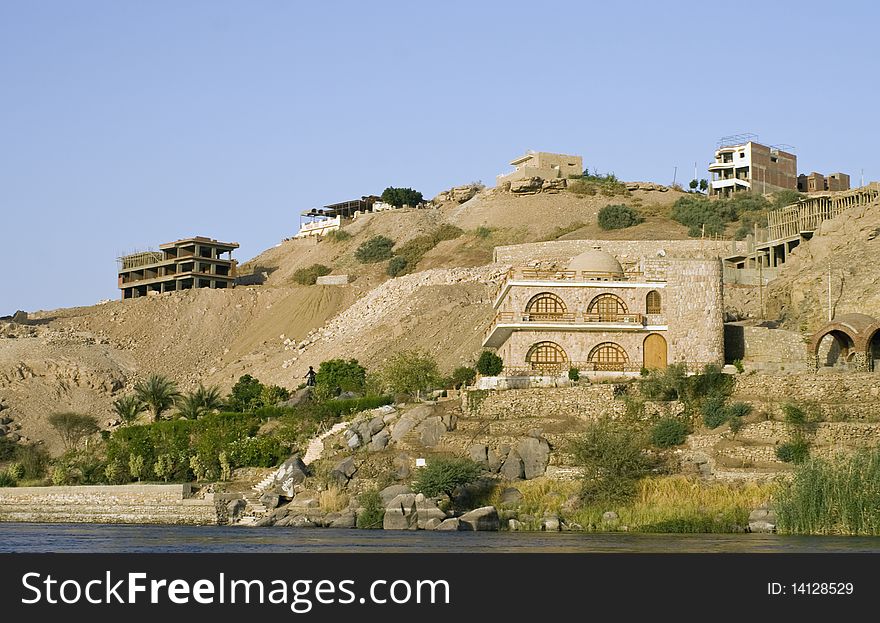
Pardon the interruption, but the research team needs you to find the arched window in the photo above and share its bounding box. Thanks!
[588,342,629,371]
[526,341,568,371]
[646,290,661,315]
[525,292,567,319]
[587,293,628,321]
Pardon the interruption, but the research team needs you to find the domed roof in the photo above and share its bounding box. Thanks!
[567,245,624,276]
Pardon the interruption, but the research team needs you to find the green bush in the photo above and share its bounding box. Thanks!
[701,393,730,429]
[568,367,580,382]
[14,444,50,480]
[475,351,503,376]
[134,374,181,422]
[54,448,109,485]
[0,470,17,487]
[412,457,483,499]
[570,418,653,504]
[387,256,408,277]
[227,436,285,468]
[381,187,424,208]
[670,196,729,236]
[597,204,644,230]
[314,359,367,397]
[356,489,385,529]
[650,417,690,447]
[226,375,289,412]
[733,359,744,373]
[292,264,332,285]
[639,363,688,401]
[451,366,477,389]
[355,236,395,263]
[567,170,628,196]
[380,350,441,399]
[776,438,811,464]
[728,416,745,437]
[475,226,492,239]
[321,395,394,417]
[726,402,753,419]
[325,229,352,243]
[0,436,15,461]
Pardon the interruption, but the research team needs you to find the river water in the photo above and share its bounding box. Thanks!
[1,523,879,553]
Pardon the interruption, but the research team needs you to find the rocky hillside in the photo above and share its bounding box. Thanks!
[764,196,880,333]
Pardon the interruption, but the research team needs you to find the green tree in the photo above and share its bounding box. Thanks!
[134,374,181,422]
[227,375,264,412]
[412,457,483,499]
[380,187,424,208]
[113,395,146,426]
[47,412,100,451]
[699,179,709,192]
[570,417,654,504]
[689,179,699,190]
[177,384,225,419]
[475,350,503,376]
[259,384,290,408]
[355,235,395,263]
[597,204,643,230]
[380,350,441,399]
[128,453,146,481]
[450,366,477,389]
[315,359,367,396]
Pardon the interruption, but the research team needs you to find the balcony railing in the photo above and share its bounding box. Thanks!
[510,268,642,282]
[484,311,657,342]
[503,362,643,376]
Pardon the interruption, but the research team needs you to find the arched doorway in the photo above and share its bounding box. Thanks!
[526,341,568,372]
[869,330,880,372]
[816,330,855,368]
[643,334,667,370]
[588,342,628,372]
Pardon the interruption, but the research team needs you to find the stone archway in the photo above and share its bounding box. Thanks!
[868,329,880,373]
[809,313,879,372]
[815,330,855,368]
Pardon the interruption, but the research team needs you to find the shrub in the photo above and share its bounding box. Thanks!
[355,236,394,263]
[0,436,15,461]
[776,438,811,464]
[292,264,332,285]
[412,457,483,499]
[782,402,809,426]
[670,196,728,237]
[732,359,744,373]
[387,256,408,277]
[650,417,689,448]
[0,470,17,487]
[320,395,394,417]
[451,366,477,389]
[325,229,352,243]
[380,187,424,208]
[639,363,688,401]
[434,224,464,241]
[771,190,804,210]
[568,367,580,382]
[226,375,288,412]
[14,444,49,480]
[475,351,503,376]
[226,436,285,468]
[380,350,441,399]
[701,393,730,429]
[728,416,745,437]
[356,489,385,529]
[48,412,100,450]
[314,359,367,397]
[176,384,224,419]
[475,226,492,239]
[113,395,146,426]
[597,204,644,230]
[570,418,653,504]
[726,402,753,419]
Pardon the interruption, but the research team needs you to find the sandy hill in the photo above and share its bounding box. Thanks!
[0,181,717,453]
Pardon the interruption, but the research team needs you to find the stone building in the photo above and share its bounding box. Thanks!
[497,151,583,186]
[117,237,238,299]
[709,134,797,197]
[811,313,880,372]
[797,171,851,193]
[483,246,724,379]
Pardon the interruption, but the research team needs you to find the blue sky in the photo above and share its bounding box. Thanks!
[2,1,878,312]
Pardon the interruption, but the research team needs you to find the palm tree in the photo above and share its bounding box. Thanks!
[176,384,224,419]
[112,395,146,426]
[134,374,180,422]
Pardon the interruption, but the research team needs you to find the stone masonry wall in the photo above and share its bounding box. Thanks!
[664,258,725,366]
[724,323,810,370]
[0,484,218,524]
[472,385,627,422]
[494,239,744,266]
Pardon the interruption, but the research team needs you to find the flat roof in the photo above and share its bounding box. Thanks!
[158,237,239,250]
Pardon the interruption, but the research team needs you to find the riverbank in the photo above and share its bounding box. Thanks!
[0,484,218,525]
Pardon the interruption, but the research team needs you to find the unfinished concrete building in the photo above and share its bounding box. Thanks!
[118,237,239,299]
[798,171,851,193]
[709,134,797,197]
[497,151,583,186]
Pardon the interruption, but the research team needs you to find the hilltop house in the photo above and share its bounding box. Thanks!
[482,246,724,380]
[497,151,583,186]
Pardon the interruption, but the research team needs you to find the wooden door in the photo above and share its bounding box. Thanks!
[643,334,667,370]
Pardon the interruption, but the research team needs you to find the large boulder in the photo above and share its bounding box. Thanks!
[436,518,462,531]
[379,484,413,505]
[274,456,309,497]
[499,487,523,507]
[416,416,446,447]
[500,450,525,480]
[391,405,435,441]
[328,511,357,529]
[330,456,357,486]
[259,493,280,510]
[487,447,505,473]
[383,494,419,530]
[468,444,489,467]
[369,429,390,452]
[278,387,312,408]
[290,491,320,508]
[516,436,551,480]
[459,506,500,531]
[226,498,246,523]
[748,507,777,533]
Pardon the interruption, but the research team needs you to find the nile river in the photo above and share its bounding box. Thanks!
[1,523,879,553]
